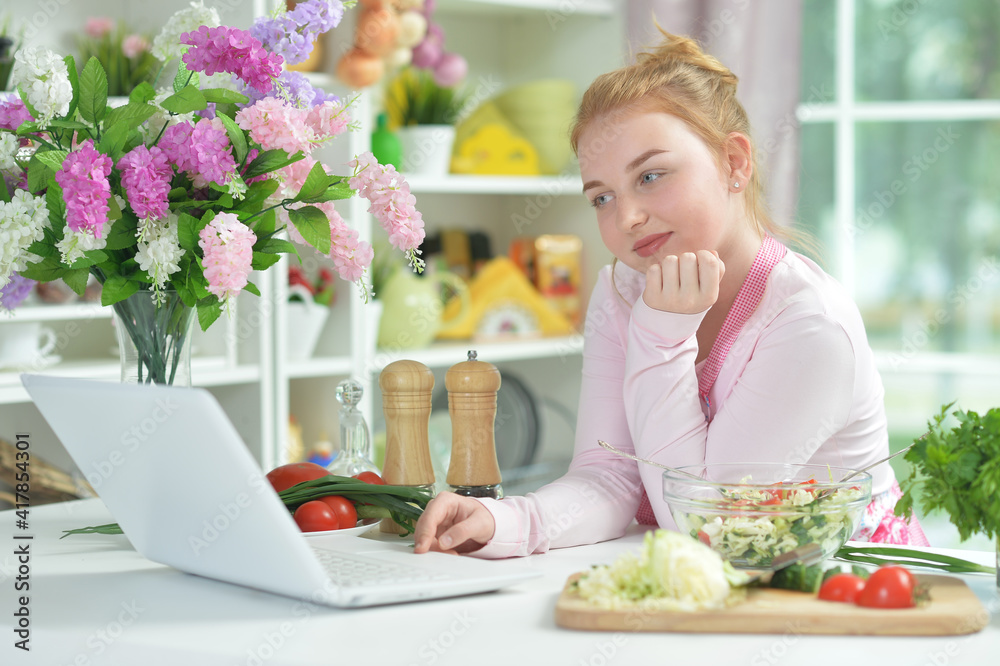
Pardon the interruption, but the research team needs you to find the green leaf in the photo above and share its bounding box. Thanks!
[105,217,138,251]
[98,120,129,160]
[104,101,157,132]
[244,149,304,179]
[129,82,156,104]
[63,55,80,119]
[320,179,354,202]
[243,281,261,297]
[15,121,41,137]
[18,256,65,282]
[100,274,140,306]
[79,57,110,125]
[62,268,90,295]
[202,88,250,105]
[293,161,333,203]
[68,250,108,270]
[177,212,207,253]
[237,180,280,214]
[287,206,331,255]
[16,86,42,124]
[216,112,248,163]
[173,58,199,93]
[249,208,276,237]
[46,119,89,130]
[251,251,281,271]
[256,238,298,257]
[0,175,9,203]
[197,299,223,331]
[161,86,206,115]
[45,182,66,226]
[33,150,69,172]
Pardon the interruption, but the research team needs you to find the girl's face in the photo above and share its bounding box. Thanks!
[579,110,741,274]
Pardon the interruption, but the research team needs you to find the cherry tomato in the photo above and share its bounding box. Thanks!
[696,530,712,546]
[818,573,867,603]
[353,471,385,485]
[293,501,340,532]
[266,462,330,493]
[855,566,916,609]
[317,495,358,530]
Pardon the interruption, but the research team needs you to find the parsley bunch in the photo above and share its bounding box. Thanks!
[897,403,1000,542]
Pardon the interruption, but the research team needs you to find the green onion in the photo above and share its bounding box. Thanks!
[62,476,433,539]
[835,545,995,575]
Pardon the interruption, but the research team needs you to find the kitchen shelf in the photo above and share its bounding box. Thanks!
[406,174,583,195]
[370,334,584,371]
[6,302,112,322]
[286,355,354,379]
[436,0,616,16]
[0,357,261,405]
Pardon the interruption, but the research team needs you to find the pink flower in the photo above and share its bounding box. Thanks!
[54,140,113,238]
[236,97,311,156]
[180,25,283,94]
[306,101,351,140]
[85,17,115,39]
[159,118,235,188]
[198,212,256,300]
[117,145,173,221]
[0,98,33,132]
[121,34,150,59]
[348,152,424,253]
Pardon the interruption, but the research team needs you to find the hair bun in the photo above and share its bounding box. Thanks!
[638,30,738,89]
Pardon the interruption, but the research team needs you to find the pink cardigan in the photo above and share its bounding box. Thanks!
[473,239,921,558]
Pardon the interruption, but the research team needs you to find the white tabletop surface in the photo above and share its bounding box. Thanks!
[1,498,998,666]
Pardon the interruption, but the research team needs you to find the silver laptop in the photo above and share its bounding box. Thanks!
[21,374,538,607]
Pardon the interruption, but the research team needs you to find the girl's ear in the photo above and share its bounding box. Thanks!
[724,132,753,190]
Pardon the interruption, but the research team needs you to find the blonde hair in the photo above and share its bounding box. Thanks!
[571,29,808,251]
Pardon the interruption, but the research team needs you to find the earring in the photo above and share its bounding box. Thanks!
[733,182,740,188]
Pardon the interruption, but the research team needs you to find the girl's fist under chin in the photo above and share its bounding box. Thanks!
[642,250,725,314]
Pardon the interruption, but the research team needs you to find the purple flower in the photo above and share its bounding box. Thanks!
[0,97,34,131]
[117,145,173,221]
[0,273,35,310]
[238,70,338,108]
[54,140,113,237]
[180,25,283,94]
[251,1,345,66]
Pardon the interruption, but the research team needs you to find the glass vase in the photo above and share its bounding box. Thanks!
[112,290,194,386]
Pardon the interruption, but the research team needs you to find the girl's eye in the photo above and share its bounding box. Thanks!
[590,193,612,208]
[641,172,661,184]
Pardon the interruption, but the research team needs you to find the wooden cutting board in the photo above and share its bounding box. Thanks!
[555,573,989,635]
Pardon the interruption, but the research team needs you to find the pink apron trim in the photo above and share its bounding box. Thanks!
[636,237,787,525]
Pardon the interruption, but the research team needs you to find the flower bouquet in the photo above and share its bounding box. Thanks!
[0,0,424,385]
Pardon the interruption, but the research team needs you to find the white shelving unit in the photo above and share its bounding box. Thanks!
[0,0,626,489]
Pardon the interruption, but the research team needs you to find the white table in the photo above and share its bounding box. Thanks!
[1,499,997,666]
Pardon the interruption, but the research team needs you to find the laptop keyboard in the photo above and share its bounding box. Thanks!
[312,548,452,588]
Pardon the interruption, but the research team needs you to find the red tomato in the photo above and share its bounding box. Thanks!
[855,566,916,609]
[353,471,385,485]
[818,573,867,603]
[293,501,340,532]
[696,530,712,546]
[266,462,330,493]
[317,495,358,529]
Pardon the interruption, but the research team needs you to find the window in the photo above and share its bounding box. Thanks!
[797,0,1000,548]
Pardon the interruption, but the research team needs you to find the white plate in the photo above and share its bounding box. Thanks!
[301,522,379,538]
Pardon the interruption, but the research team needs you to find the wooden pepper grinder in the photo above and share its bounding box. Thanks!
[379,360,436,533]
[445,350,503,499]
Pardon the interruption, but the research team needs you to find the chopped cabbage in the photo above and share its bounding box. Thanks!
[575,530,746,611]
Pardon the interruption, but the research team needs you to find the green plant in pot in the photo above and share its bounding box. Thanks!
[0,14,20,92]
[384,67,467,176]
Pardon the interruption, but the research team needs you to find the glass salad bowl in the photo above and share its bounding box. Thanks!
[662,463,872,569]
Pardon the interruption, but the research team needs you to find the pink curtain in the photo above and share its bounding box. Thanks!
[626,0,804,228]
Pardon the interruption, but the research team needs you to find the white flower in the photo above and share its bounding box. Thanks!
[0,189,48,289]
[136,214,185,293]
[152,0,221,62]
[10,46,73,123]
[57,219,111,266]
[0,134,18,171]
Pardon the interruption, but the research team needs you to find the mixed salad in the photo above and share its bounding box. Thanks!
[673,479,867,568]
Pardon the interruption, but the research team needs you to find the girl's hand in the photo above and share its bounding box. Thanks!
[413,492,496,555]
[642,250,725,314]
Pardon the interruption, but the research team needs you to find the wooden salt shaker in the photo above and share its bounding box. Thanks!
[445,351,503,499]
[379,360,436,533]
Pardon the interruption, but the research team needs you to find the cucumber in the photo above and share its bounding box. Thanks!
[768,562,825,593]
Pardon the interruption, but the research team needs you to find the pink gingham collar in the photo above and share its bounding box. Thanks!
[698,235,787,418]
